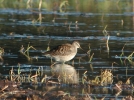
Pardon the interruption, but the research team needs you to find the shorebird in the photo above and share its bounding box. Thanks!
[43,41,81,63]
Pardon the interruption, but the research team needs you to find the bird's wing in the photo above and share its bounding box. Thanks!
[46,43,72,56]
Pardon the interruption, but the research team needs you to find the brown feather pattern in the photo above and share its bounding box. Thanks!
[44,43,74,56]
[43,41,80,62]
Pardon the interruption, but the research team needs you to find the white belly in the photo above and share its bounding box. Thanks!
[54,53,76,62]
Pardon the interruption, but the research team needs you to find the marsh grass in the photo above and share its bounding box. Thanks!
[88,53,94,62]
[32,12,44,25]
[87,43,94,63]
[102,25,108,36]
[86,44,94,72]
[8,63,46,84]
[9,67,15,81]
[19,43,36,61]
[127,51,134,66]
[27,0,32,9]
[0,47,4,61]
[46,39,51,51]
[88,69,113,86]
[125,77,131,84]
[89,63,93,72]
[59,1,69,13]
[90,76,100,85]
[82,71,87,84]
[38,0,42,11]
[119,43,134,67]
[102,25,110,57]
[111,62,119,70]
[120,43,127,65]
[100,69,113,85]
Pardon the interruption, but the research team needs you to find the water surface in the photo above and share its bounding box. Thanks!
[0,0,134,99]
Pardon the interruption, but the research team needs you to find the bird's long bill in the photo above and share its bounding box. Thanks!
[79,47,88,54]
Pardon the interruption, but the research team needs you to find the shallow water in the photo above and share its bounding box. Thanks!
[0,0,134,99]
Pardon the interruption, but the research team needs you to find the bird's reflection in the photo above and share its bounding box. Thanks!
[51,63,79,84]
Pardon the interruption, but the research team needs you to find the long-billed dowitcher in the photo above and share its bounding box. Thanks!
[43,41,81,62]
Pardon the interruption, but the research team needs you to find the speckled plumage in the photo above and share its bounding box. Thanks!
[43,41,80,62]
